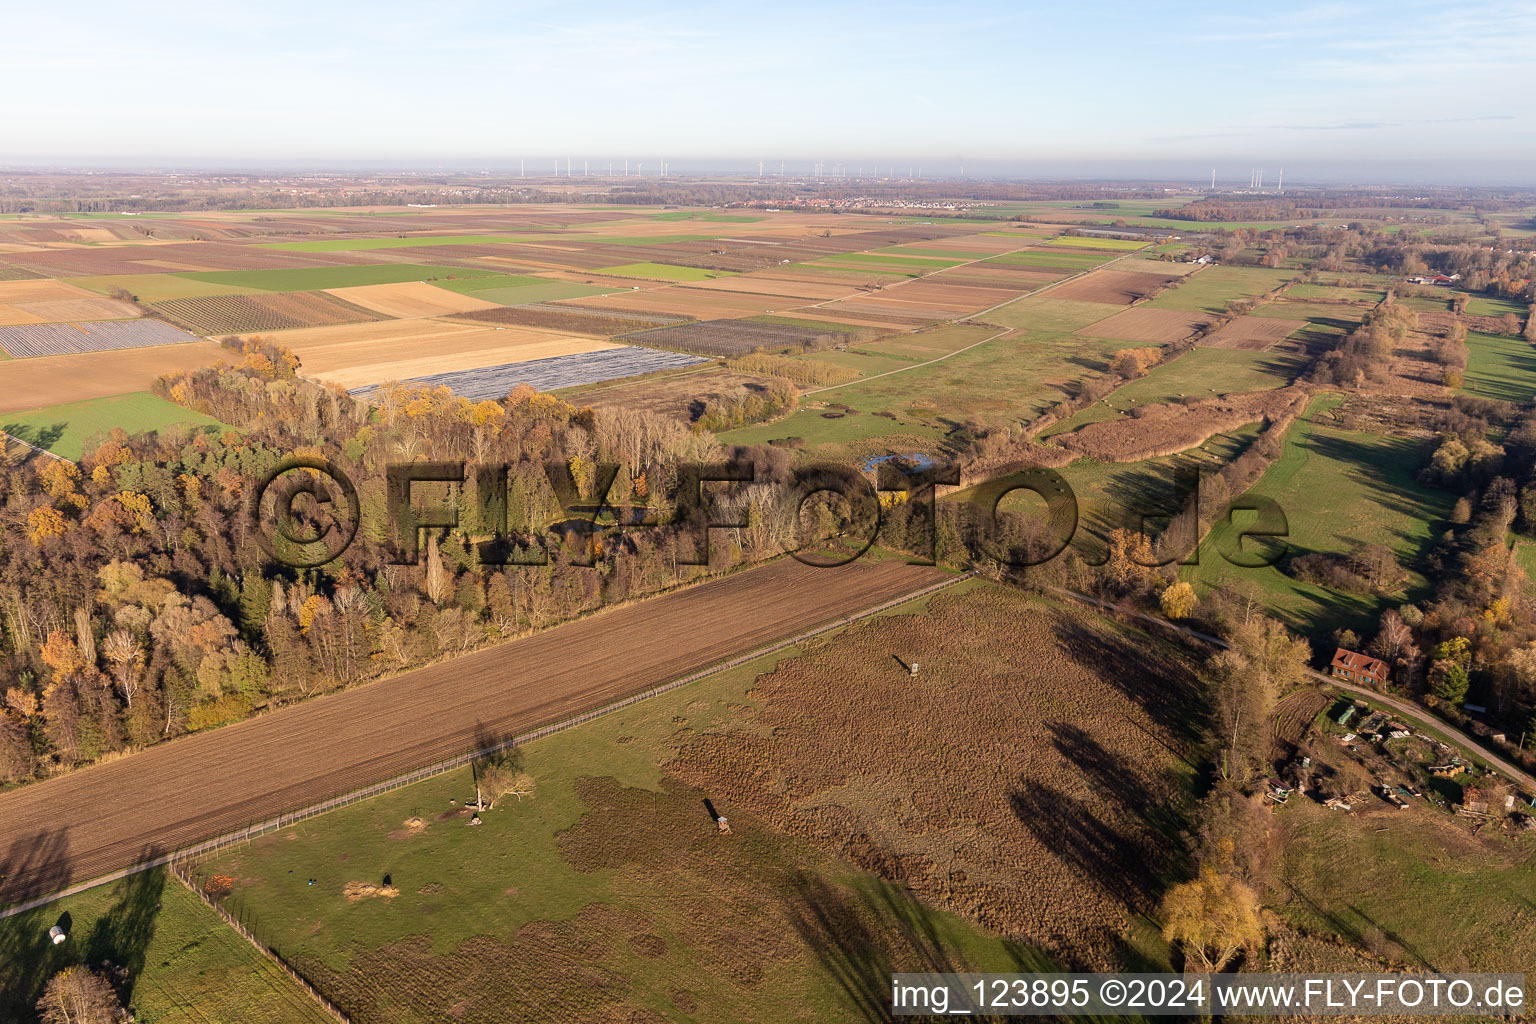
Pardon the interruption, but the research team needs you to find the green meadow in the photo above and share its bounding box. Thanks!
[1462,330,1536,404]
[0,871,331,1024]
[3,393,227,460]
[1182,397,1452,638]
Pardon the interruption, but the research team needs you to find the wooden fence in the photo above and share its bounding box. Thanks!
[169,861,350,1023]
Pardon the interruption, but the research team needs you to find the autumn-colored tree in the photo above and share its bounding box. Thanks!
[1160,581,1198,620]
[1104,528,1160,593]
[1159,867,1264,973]
[37,966,124,1024]
[40,630,87,679]
[28,506,68,545]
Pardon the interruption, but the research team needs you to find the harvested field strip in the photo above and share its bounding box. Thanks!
[322,281,502,319]
[0,342,228,416]
[622,318,855,356]
[353,346,708,399]
[535,303,690,325]
[0,558,941,905]
[260,233,559,251]
[0,279,110,303]
[796,263,912,278]
[816,253,965,271]
[68,273,265,303]
[173,263,503,292]
[432,275,622,304]
[1199,316,1308,350]
[151,291,387,335]
[1039,235,1148,250]
[1047,269,1182,305]
[0,296,142,325]
[0,267,43,281]
[0,319,198,358]
[444,304,666,335]
[876,246,1006,259]
[988,251,1108,269]
[1076,306,1212,343]
[592,262,732,282]
[985,297,1125,334]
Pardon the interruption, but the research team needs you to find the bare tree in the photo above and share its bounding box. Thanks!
[37,967,124,1024]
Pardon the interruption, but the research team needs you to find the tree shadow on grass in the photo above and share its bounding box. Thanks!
[1049,616,1204,746]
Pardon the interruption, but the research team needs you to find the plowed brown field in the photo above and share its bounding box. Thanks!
[0,558,944,904]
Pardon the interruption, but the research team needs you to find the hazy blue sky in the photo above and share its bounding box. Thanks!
[3,0,1533,178]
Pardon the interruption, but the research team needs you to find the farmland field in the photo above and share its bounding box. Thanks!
[985,296,1123,333]
[0,558,945,905]
[723,328,1128,459]
[190,602,1031,1023]
[433,275,623,305]
[445,303,676,335]
[0,318,198,358]
[0,871,333,1024]
[1146,266,1295,314]
[595,262,731,281]
[1042,346,1311,434]
[814,252,965,271]
[184,582,1190,1024]
[1047,268,1182,305]
[151,290,387,334]
[1076,306,1211,343]
[0,342,229,414]
[2,391,227,459]
[987,251,1106,270]
[69,273,268,303]
[622,317,852,356]
[173,263,503,292]
[260,233,558,252]
[354,346,708,399]
[1037,235,1148,250]
[1199,315,1307,350]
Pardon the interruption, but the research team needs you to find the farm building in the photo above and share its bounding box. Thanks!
[1330,647,1389,687]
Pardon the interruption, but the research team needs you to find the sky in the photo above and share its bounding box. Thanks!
[2,0,1534,182]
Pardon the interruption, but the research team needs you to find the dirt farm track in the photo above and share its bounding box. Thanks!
[0,558,942,905]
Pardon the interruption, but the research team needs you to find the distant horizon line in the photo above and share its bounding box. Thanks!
[1,165,1533,191]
